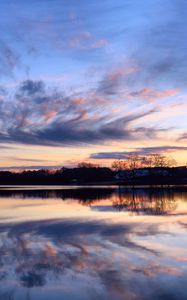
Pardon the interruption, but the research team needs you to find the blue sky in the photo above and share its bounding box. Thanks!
[0,0,187,168]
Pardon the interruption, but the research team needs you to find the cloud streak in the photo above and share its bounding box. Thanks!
[0,80,161,147]
[90,146,187,159]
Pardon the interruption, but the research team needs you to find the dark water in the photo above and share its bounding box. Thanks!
[0,185,187,300]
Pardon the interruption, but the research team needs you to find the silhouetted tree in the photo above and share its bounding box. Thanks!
[112,160,127,172]
[77,162,99,168]
[126,154,140,179]
[152,154,176,168]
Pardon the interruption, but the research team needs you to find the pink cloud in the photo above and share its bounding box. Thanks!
[68,32,108,50]
[130,88,178,101]
[133,263,183,277]
[43,111,57,121]
[91,39,108,49]
[68,31,92,49]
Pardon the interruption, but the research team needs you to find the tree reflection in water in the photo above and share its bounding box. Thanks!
[113,188,177,215]
[0,186,186,215]
[77,187,182,215]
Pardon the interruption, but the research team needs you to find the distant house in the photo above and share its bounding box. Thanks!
[114,168,171,181]
[135,169,150,177]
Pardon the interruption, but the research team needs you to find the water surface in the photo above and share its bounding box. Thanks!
[0,186,187,300]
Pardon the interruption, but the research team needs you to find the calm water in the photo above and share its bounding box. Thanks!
[0,186,187,300]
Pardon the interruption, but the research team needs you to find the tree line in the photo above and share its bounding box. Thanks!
[0,154,186,185]
[111,153,176,171]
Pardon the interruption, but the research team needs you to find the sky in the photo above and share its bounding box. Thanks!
[0,0,187,169]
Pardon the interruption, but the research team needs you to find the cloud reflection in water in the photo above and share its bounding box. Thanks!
[0,186,187,299]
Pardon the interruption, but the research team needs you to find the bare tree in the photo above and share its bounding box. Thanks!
[152,154,168,168]
[152,154,176,168]
[141,156,154,168]
[78,162,99,168]
[111,160,127,172]
[167,157,177,168]
[126,154,140,179]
